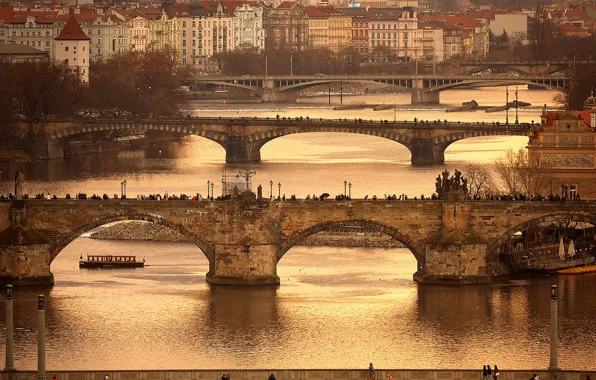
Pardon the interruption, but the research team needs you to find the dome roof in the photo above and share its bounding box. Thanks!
[584,90,596,110]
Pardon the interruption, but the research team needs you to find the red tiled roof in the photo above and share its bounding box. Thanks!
[557,23,589,32]
[543,111,594,128]
[277,1,296,9]
[55,15,90,40]
[0,7,60,24]
[304,6,326,17]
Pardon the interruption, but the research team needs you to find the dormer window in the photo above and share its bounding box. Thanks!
[14,14,22,19]
[46,14,54,19]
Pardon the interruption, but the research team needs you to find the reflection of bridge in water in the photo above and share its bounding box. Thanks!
[194,74,568,104]
[19,117,533,165]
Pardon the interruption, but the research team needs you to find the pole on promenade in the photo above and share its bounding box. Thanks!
[4,285,16,372]
[549,285,560,371]
[515,86,519,125]
[37,295,46,380]
[505,86,509,125]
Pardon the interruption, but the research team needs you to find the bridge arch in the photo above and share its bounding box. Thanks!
[245,128,413,156]
[432,129,530,146]
[278,219,424,263]
[427,79,567,92]
[486,211,596,258]
[275,79,411,93]
[49,214,215,265]
[200,80,263,93]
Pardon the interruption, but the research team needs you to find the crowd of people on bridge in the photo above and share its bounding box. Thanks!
[0,191,586,202]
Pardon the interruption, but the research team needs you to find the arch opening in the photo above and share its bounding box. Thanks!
[487,213,596,276]
[256,131,412,162]
[50,215,214,265]
[278,219,425,282]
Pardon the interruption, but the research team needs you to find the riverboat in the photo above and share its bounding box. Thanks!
[79,255,145,269]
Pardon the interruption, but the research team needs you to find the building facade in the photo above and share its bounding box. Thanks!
[54,15,90,82]
[263,2,308,50]
[233,4,265,50]
[530,103,596,199]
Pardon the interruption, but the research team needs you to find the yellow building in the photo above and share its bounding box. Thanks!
[304,7,351,52]
[149,10,180,54]
[529,98,596,199]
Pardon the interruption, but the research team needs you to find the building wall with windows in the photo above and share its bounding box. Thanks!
[1,10,59,58]
[149,11,180,53]
[263,2,308,50]
[368,9,421,60]
[233,4,264,50]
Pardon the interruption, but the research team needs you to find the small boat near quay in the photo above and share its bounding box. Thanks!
[79,255,145,269]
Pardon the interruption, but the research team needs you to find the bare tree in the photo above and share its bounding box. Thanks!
[494,148,551,196]
[463,163,494,198]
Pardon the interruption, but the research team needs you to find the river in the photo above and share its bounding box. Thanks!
[1,88,596,371]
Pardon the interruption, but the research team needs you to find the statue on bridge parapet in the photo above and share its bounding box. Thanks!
[257,184,263,200]
[14,171,24,200]
[436,169,469,201]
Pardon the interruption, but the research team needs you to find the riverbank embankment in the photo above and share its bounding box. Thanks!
[89,221,405,248]
[4,369,593,380]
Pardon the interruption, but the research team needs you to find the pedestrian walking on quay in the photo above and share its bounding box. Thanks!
[387,373,393,380]
[493,366,499,380]
[52,375,57,380]
[268,372,277,380]
[482,366,487,380]
[104,375,109,380]
[586,376,591,380]
[487,365,492,380]
[368,363,375,380]
[222,373,227,380]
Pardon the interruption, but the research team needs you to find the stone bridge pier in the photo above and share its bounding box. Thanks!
[409,140,447,165]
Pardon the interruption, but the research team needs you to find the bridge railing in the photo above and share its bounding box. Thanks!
[38,116,534,130]
[196,74,569,81]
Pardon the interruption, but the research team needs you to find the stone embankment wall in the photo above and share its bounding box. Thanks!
[3,370,594,380]
[90,222,406,248]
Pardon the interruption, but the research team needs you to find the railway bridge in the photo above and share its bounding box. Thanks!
[16,117,533,165]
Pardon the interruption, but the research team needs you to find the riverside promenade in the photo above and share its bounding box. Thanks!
[2,369,595,380]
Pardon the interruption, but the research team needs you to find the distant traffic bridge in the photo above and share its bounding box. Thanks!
[16,117,532,165]
[194,74,568,104]
[457,60,589,75]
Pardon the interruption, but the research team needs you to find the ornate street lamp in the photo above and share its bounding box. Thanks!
[344,180,347,197]
[348,182,352,199]
[207,180,211,199]
[269,180,273,200]
[278,182,281,200]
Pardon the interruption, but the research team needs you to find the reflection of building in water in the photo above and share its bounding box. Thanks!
[530,96,596,198]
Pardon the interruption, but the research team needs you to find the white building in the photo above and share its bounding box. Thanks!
[233,4,264,50]
[0,9,59,57]
[54,15,90,82]
[369,8,421,60]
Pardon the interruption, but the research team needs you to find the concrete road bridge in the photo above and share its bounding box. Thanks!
[457,60,588,75]
[16,117,533,165]
[2,196,595,286]
[194,74,568,104]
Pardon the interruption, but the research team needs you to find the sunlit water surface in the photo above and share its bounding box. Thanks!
[2,88,595,371]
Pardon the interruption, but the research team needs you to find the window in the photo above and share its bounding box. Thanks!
[452,46,456,51]
[65,46,69,51]
[83,46,85,51]
[569,185,577,199]
[83,59,85,63]
[88,30,92,35]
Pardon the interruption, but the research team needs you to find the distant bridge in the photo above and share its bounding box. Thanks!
[18,117,532,165]
[194,74,568,104]
[456,60,589,75]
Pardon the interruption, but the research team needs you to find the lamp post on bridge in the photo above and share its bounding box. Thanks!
[344,180,347,197]
[348,182,352,199]
[207,180,211,199]
[120,180,127,199]
[211,182,214,200]
[549,285,560,371]
[278,182,281,200]
[4,285,15,372]
[269,180,273,200]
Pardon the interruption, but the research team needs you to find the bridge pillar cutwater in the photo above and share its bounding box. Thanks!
[261,89,298,103]
[0,225,55,286]
[410,141,445,166]
[206,201,280,286]
[410,89,440,105]
[225,139,262,163]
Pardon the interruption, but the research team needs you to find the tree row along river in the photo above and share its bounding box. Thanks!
[2,88,596,371]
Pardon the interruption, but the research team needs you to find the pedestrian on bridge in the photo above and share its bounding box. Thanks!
[368,363,375,380]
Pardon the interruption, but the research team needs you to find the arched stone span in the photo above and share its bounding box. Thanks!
[278,219,425,263]
[427,79,567,92]
[200,80,264,93]
[485,211,596,258]
[245,128,414,154]
[45,123,227,150]
[48,214,215,265]
[432,129,530,145]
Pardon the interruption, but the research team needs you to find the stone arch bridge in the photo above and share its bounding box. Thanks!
[18,118,532,165]
[196,74,568,104]
[1,198,596,287]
